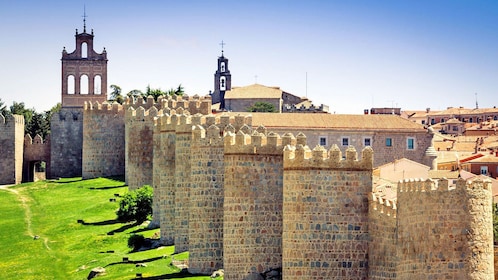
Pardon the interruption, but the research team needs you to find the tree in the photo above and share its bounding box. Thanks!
[116,185,153,223]
[109,84,124,104]
[0,98,9,117]
[246,101,277,113]
[127,89,143,100]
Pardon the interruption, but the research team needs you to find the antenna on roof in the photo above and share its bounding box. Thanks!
[82,5,87,33]
[475,92,478,109]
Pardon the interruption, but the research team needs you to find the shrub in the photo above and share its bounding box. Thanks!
[128,234,145,251]
[116,185,153,223]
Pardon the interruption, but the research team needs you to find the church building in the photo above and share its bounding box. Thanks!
[210,44,328,113]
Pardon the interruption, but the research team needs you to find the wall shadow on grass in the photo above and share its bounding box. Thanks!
[130,269,202,279]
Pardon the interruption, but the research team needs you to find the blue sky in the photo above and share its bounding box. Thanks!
[0,0,497,113]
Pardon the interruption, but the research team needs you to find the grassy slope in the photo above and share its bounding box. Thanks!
[0,178,220,280]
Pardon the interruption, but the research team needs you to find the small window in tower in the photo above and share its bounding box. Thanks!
[67,75,75,94]
[221,62,226,72]
[80,75,89,94]
[94,75,101,94]
[82,42,88,58]
[220,77,226,91]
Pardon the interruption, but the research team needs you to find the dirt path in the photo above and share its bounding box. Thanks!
[0,184,51,250]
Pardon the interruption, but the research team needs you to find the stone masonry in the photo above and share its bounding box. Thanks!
[79,95,494,279]
[0,114,24,185]
[282,144,373,279]
[82,102,125,179]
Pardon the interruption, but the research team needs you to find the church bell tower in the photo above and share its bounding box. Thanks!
[212,41,231,110]
[61,16,108,107]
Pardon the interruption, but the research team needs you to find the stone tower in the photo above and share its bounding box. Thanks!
[50,20,107,179]
[212,45,231,110]
[61,24,107,107]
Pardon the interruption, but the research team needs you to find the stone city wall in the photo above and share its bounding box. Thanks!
[82,102,125,179]
[125,106,159,189]
[23,134,51,182]
[282,141,373,279]
[396,178,494,280]
[50,108,83,178]
[223,130,285,280]
[368,194,398,279]
[0,114,24,184]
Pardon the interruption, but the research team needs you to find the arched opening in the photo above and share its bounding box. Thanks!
[80,75,89,94]
[67,75,75,94]
[29,161,46,182]
[221,62,226,72]
[82,42,88,58]
[220,77,226,91]
[94,75,101,94]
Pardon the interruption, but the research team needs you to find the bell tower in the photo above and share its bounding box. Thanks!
[61,16,107,107]
[212,41,231,110]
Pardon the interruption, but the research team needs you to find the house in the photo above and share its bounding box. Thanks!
[460,152,498,178]
[232,112,436,168]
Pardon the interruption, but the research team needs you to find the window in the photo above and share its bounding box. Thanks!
[421,120,426,125]
[481,166,488,175]
[386,138,392,147]
[319,136,327,147]
[342,137,349,146]
[469,117,473,123]
[452,126,458,131]
[494,116,497,121]
[363,137,371,146]
[94,75,101,94]
[407,137,415,150]
[221,62,226,72]
[431,118,435,125]
[220,77,226,90]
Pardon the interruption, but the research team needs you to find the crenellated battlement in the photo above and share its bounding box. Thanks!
[224,129,284,155]
[126,105,161,122]
[126,94,211,115]
[84,101,124,113]
[24,134,47,146]
[284,142,374,170]
[0,114,24,126]
[398,177,491,193]
[370,192,397,218]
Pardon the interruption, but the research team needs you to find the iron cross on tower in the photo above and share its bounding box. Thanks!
[220,40,226,56]
[82,5,88,32]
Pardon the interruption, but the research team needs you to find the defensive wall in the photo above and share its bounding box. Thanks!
[369,178,493,279]
[55,94,495,279]
[23,134,51,182]
[0,114,24,185]
[50,108,83,178]
[282,143,373,279]
[82,102,125,179]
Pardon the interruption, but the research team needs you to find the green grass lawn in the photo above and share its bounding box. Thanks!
[0,177,221,280]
